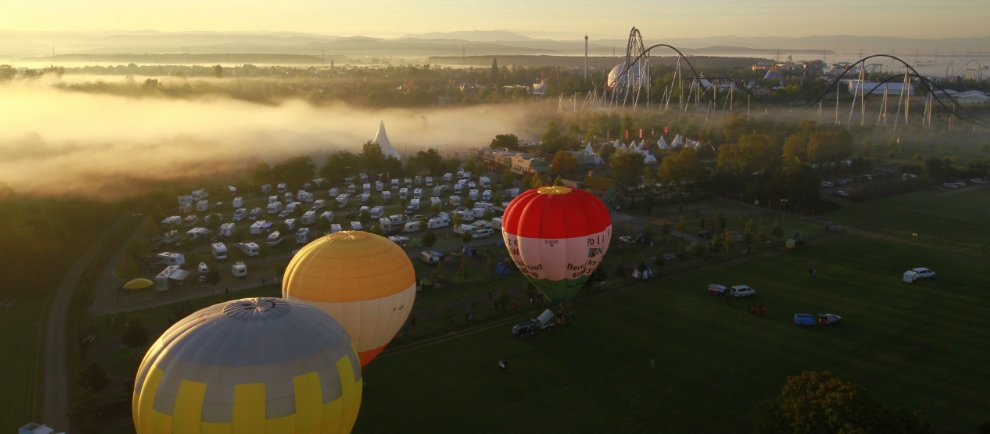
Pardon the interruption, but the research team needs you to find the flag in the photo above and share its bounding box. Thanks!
[639,129,644,139]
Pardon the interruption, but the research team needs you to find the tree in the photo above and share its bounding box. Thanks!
[122,318,148,348]
[77,363,109,393]
[541,121,572,156]
[489,134,520,151]
[115,256,139,280]
[422,230,437,248]
[609,150,646,189]
[550,151,578,178]
[272,155,316,187]
[410,148,444,174]
[360,141,388,174]
[754,371,932,434]
[213,64,224,78]
[659,147,705,188]
[322,151,359,181]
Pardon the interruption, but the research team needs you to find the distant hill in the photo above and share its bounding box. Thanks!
[2,30,987,63]
[401,30,533,42]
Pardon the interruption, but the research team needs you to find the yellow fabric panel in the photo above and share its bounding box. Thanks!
[338,356,362,433]
[293,371,323,434]
[265,415,295,434]
[135,367,164,434]
[201,422,233,434]
[173,380,207,434]
[283,231,415,302]
[232,383,266,434]
[151,410,172,434]
[320,399,342,434]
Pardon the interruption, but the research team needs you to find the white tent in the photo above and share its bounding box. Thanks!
[373,121,402,160]
[658,136,669,150]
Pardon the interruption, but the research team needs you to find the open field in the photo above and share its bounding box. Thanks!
[357,233,990,433]
[824,186,990,252]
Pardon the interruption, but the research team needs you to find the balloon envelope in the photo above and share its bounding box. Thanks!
[283,231,416,367]
[132,297,362,434]
[501,186,612,301]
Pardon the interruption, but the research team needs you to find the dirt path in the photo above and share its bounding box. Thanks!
[42,214,132,432]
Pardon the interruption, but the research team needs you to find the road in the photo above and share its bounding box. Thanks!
[42,215,131,432]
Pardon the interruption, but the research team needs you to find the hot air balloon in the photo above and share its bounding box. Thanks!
[282,231,415,367]
[132,297,362,434]
[501,186,612,301]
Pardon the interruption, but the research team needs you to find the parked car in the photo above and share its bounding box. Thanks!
[832,190,849,198]
[818,313,842,325]
[511,309,555,337]
[472,228,494,238]
[730,285,756,297]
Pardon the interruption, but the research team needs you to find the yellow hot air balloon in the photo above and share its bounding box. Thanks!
[283,231,415,367]
[132,297,362,434]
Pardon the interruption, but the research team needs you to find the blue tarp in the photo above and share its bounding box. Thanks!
[495,262,514,276]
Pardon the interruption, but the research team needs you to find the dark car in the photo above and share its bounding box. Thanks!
[511,319,539,337]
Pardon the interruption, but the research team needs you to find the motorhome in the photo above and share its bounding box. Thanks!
[328,187,338,197]
[211,242,228,260]
[363,183,372,193]
[399,188,409,200]
[267,231,285,246]
[156,252,186,265]
[403,221,422,233]
[359,172,369,183]
[453,224,474,235]
[425,176,434,187]
[405,198,420,214]
[276,183,287,193]
[250,220,272,235]
[219,223,235,237]
[413,188,423,199]
[427,216,450,229]
[192,188,209,201]
[260,184,272,194]
[358,193,370,204]
[186,227,210,240]
[382,191,392,203]
[267,201,282,215]
[232,196,244,208]
[313,199,326,209]
[301,210,317,225]
[375,181,384,192]
[248,207,261,221]
[369,206,385,219]
[156,265,189,291]
[283,192,294,203]
[330,223,343,233]
[234,242,260,257]
[404,177,413,187]
[320,211,334,223]
[283,218,296,231]
[479,176,492,189]
[196,200,209,212]
[231,261,248,278]
[453,209,475,222]
[178,195,193,207]
[389,214,405,226]
[391,178,399,189]
[350,221,363,230]
[430,197,442,208]
[335,194,349,207]
[468,189,479,201]
[347,184,357,194]
[162,230,180,244]
[296,228,310,244]
[414,175,423,185]
[232,208,247,222]
[442,172,453,182]
[298,190,314,203]
[482,190,493,202]
[183,215,198,226]
[379,217,393,233]
[449,195,461,207]
[161,215,181,226]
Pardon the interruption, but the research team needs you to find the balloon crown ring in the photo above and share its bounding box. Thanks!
[537,186,572,195]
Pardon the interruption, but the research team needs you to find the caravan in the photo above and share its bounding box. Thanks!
[267,231,285,246]
[211,242,228,260]
[232,196,244,208]
[231,261,248,278]
[219,222,235,237]
[234,242,260,257]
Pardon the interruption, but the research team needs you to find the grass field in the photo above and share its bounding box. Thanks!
[356,233,990,433]
[824,186,990,252]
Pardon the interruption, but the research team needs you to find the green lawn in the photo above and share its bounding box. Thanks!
[824,186,990,252]
[0,297,49,431]
[356,234,990,433]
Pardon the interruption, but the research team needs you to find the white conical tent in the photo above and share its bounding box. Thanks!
[373,121,401,160]
[583,142,594,155]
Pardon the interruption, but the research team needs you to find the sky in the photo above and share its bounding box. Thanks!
[2,0,988,39]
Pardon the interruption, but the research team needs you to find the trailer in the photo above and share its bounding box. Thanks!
[296,228,311,244]
[234,242,260,257]
[155,265,190,291]
[156,252,185,266]
[231,261,248,278]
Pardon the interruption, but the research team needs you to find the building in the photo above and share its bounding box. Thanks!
[479,149,548,176]
[846,80,913,95]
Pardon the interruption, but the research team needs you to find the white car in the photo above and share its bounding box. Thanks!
[472,228,494,238]
[911,267,936,279]
[730,285,756,298]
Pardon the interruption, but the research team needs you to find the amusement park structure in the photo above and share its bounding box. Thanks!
[587,27,988,131]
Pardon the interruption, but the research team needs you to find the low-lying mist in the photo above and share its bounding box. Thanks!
[0,82,541,199]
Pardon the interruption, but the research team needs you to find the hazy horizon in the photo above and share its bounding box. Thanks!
[3,0,989,39]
